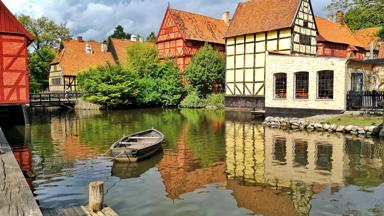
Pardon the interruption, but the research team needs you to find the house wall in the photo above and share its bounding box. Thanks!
[265,54,347,116]
[317,41,365,60]
[49,63,64,92]
[374,65,384,90]
[225,0,317,109]
[0,34,30,104]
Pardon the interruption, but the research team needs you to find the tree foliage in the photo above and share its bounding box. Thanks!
[77,64,139,109]
[126,42,159,76]
[146,32,157,42]
[109,25,131,40]
[78,46,184,108]
[18,15,71,50]
[28,47,56,93]
[326,0,384,30]
[185,43,225,97]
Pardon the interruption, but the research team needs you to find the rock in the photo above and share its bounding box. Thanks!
[291,122,301,126]
[271,122,280,128]
[307,125,314,130]
[299,124,305,130]
[345,125,354,132]
[358,130,366,135]
[336,125,345,132]
[368,126,377,133]
[0,149,4,155]
[372,123,383,137]
[367,132,372,136]
[330,124,337,131]
[379,128,384,137]
[351,131,358,135]
[291,125,299,129]
[265,116,273,122]
[323,124,330,130]
[314,123,323,129]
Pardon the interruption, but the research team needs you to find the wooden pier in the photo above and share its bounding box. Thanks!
[0,127,42,216]
[30,92,80,108]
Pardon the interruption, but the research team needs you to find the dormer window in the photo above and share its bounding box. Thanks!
[85,44,93,54]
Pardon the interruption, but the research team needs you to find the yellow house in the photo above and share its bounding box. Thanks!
[224,0,317,108]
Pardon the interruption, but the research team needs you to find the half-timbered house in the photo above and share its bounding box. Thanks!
[49,37,115,92]
[224,0,317,109]
[0,1,34,125]
[156,7,227,75]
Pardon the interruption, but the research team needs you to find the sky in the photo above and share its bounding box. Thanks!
[3,0,332,41]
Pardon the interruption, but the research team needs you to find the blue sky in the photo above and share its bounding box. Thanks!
[3,0,332,41]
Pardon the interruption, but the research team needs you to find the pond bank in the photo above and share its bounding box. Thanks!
[263,114,382,138]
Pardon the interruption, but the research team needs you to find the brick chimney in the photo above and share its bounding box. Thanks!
[222,11,230,25]
[77,36,83,42]
[336,10,344,24]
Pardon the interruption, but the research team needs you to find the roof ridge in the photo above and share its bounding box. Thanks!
[169,8,225,23]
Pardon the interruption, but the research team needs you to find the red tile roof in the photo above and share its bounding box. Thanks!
[109,38,134,65]
[169,8,227,44]
[225,0,301,38]
[352,27,381,50]
[315,16,363,48]
[52,39,114,76]
[0,0,34,42]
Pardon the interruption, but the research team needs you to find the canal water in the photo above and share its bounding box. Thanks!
[5,108,384,215]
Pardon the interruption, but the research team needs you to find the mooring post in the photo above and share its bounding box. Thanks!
[89,181,104,213]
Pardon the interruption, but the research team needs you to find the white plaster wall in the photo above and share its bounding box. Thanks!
[265,54,347,111]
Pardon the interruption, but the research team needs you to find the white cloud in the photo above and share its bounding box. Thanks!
[2,0,332,41]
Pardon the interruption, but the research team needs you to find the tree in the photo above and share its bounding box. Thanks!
[185,44,225,97]
[110,25,127,39]
[126,42,159,76]
[326,0,384,30]
[28,47,56,93]
[18,15,71,50]
[77,64,139,109]
[146,32,157,42]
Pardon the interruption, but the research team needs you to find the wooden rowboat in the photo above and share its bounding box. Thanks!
[110,129,164,162]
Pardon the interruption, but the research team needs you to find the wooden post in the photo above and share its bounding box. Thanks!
[89,181,104,213]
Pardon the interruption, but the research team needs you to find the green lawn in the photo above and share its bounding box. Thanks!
[326,115,383,127]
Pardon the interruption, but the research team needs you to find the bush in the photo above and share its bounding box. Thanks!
[185,43,225,97]
[77,64,139,109]
[179,90,206,108]
[205,94,224,109]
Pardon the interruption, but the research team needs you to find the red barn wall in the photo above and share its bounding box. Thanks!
[0,34,29,104]
[317,41,365,60]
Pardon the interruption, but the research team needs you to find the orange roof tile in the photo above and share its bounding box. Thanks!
[169,8,227,44]
[353,27,381,50]
[109,38,134,65]
[52,39,114,76]
[315,16,363,48]
[225,0,301,38]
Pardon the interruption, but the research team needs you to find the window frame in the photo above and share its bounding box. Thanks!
[274,73,287,99]
[51,77,62,85]
[294,71,309,99]
[317,70,334,99]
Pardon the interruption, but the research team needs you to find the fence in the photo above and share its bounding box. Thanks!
[30,92,81,107]
[347,91,384,110]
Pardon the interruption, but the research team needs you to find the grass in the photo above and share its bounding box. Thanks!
[326,115,383,127]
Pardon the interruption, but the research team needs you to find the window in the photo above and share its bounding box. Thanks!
[295,72,309,99]
[303,21,309,28]
[299,34,311,45]
[318,70,334,99]
[351,73,363,92]
[51,78,61,85]
[85,44,93,54]
[274,73,287,98]
[273,137,286,165]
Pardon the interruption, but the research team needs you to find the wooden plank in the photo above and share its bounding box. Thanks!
[101,207,119,216]
[0,127,42,216]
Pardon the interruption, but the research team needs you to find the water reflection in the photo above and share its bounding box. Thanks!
[20,109,384,215]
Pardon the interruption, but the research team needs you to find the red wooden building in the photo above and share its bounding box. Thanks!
[315,11,365,60]
[156,7,228,75]
[0,1,34,105]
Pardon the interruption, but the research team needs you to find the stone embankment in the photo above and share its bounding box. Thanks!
[262,116,381,138]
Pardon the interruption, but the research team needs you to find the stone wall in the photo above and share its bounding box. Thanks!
[225,96,265,109]
[265,54,347,112]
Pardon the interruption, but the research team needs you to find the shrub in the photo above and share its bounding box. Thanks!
[185,43,225,97]
[179,90,206,108]
[77,64,139,109]
[205,94,224,109]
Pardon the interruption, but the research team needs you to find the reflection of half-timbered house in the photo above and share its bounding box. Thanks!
[224,0,317,109]
[156,7,227,75]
